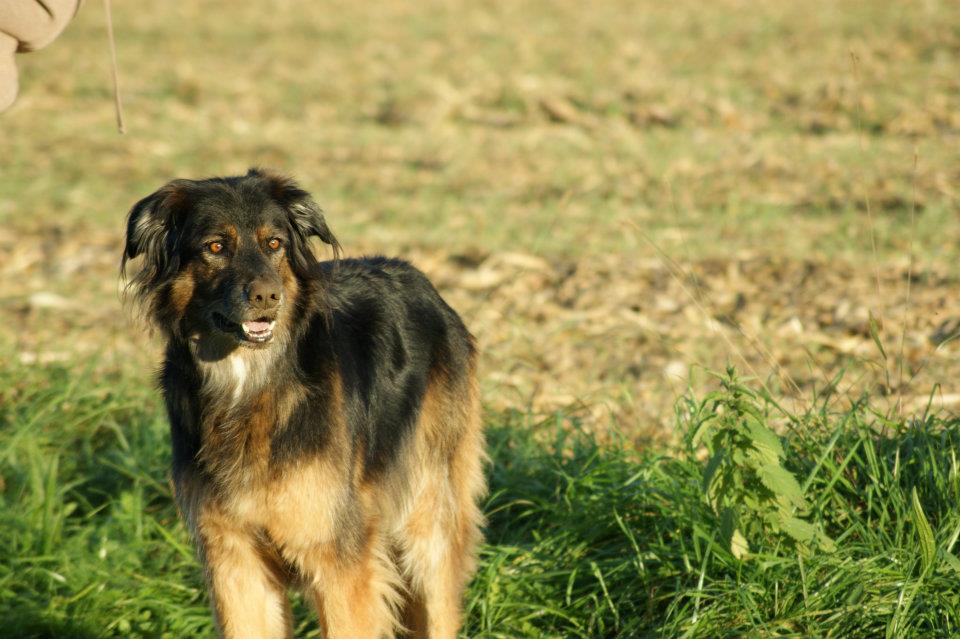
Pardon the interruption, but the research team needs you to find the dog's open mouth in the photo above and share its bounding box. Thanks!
[212,312,276,344]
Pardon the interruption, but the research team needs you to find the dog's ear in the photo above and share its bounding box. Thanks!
[121,180,194,285]
[249,168,341,270]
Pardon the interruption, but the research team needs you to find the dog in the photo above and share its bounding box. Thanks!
[121,169,485,639]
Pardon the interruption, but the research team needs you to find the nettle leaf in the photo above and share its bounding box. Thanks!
[745,417,784,465]
[757,464,805,508]
[781,509,835,554]
[731,448,748,466]
[720,506,738,541]
[780,515,816,543]
[710,431,727,453]
[763,510,782,526]
[702,390,727,406]
[730,529,750,560]
[719,507,751,559]
[689,417,714,447]
[816,531,836,553]
[733,399,765,422]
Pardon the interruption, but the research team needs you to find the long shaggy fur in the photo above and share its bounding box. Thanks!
[122,169,485,639]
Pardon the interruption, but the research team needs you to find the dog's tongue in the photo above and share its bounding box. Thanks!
[243,320,271,333]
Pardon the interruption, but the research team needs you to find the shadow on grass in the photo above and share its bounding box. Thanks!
[465,414,689,638]
[0,604,101,639]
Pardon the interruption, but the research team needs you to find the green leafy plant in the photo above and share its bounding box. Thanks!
[688,368,834,559]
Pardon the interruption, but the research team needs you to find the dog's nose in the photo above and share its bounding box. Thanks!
[246,280,281,310]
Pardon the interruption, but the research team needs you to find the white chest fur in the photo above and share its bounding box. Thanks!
[229,355,248,404]
[195,347,281,407]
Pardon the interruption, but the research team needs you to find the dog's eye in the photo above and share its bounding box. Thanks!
[208,241,224,254]
[267,238,282,251]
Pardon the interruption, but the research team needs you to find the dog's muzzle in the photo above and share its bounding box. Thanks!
[212,312,277,344]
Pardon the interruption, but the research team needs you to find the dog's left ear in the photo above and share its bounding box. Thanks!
[249,168,341,268]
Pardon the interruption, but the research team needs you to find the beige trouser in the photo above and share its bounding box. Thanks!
[0,0,82,111]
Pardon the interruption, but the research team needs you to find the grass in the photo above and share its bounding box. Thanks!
[4,354,960,638]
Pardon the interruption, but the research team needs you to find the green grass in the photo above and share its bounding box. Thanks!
[3,355,960,638]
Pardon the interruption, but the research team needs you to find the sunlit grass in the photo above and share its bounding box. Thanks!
[3,355,959,638]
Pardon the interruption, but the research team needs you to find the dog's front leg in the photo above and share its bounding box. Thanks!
[300,534,401,639]
[197,516,292,639]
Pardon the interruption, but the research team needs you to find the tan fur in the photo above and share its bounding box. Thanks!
[168,267,196,317]
[175,332,484,639]
[302,528,405,639]
[393,360,486,639]
[197,506,293,639]
[276,255,299,309]
[256,225,276,243]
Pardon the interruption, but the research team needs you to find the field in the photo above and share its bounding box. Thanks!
[1,0,959,636]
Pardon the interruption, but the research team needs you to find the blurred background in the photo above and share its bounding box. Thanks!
[1,0,958,441]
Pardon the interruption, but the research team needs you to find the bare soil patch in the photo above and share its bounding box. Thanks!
[3,223,956,442]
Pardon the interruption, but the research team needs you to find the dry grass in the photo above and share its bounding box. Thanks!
[1,0,959,440]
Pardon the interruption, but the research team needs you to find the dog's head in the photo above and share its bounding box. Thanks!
[121,169,339,355]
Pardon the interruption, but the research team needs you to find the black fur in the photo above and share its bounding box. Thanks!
[321,257,467,477]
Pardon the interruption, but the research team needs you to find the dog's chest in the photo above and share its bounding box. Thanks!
[197,371,353,549]
[200,351,272,407]
[190,347,365,550]
[224,457,353,551]
[200,394,275,482]
[196,351,286,473]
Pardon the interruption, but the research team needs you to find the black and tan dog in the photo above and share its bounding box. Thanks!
[121,169,485,639]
